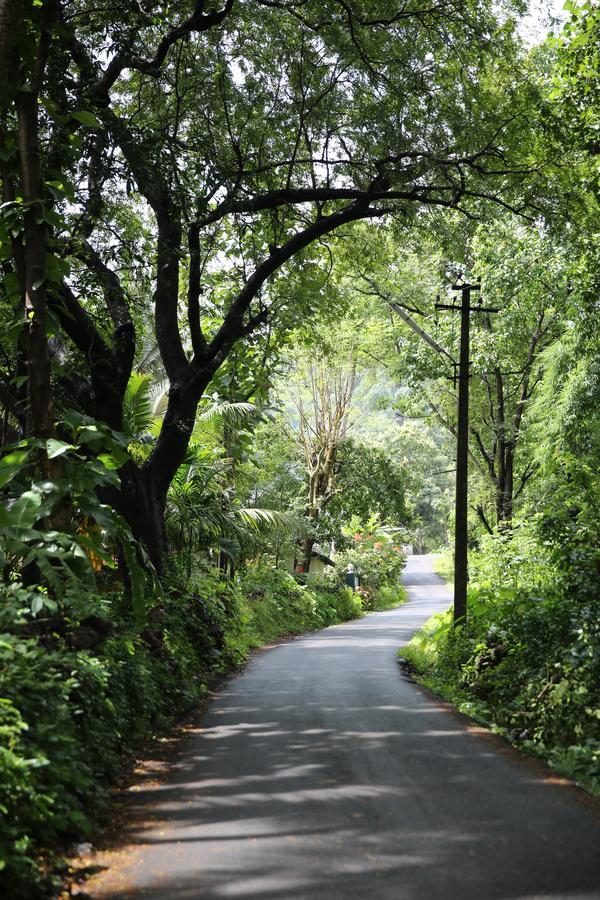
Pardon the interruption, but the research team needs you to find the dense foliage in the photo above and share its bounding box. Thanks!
[0,0,539,568]
[1,0,599,895]
[364,0,600,798]
[402,535,600,794]
[402,322,600,794]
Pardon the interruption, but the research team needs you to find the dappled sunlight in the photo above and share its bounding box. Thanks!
[87,557,600,900]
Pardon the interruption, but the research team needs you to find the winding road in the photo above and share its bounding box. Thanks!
[88,555,600,899]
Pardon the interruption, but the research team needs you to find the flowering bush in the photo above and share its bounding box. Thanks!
[333,526,406,597]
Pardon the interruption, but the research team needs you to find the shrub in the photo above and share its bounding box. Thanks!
[239,566,319,642]
[402,580,600,794]
[362,583,407,612]
[313,582,363,623]
[237,566,368,639]
[0,578,230,895]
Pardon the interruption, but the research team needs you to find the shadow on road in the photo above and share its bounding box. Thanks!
[87,557,600,900]
[91,693,600,899]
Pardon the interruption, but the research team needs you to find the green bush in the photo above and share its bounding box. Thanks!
[0,650,73,890]
[237,566,367,640]
[0,574,235,895]
[313,581,364,623]
[239,566,320,642]
[371,583,407,610]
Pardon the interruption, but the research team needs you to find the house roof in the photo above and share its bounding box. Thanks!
[312,550,335,567]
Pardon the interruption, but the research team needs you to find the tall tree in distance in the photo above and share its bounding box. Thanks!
[293,358,359,571]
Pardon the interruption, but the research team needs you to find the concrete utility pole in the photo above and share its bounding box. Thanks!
[436,283,498,625]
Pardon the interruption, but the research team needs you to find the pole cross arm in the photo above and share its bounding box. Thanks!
[436,302,500,313]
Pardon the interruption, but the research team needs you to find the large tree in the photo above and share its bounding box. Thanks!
[0,0,542,567]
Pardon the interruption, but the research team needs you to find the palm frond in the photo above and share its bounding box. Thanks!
[123,372,154,438]
[150,379,170,418]
[236,508,306,536]
[197,400,260,427]
[135,335,165,378]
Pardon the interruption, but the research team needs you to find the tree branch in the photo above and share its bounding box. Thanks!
[512,311,546,436]
[187,222,207,357]
[129,0,235,77]
[473,503,494,535]
[75,242,135,390]
[514,462,535,500]
[471,426,496,483]
[199,201,384,376]
[50,283,126,429]
[196,185,469,227]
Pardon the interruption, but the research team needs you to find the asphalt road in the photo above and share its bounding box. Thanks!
[88,555,600,899]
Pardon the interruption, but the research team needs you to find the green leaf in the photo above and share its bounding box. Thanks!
[46,439,75,459]
[121,539,146,623]
[46,179,75,201]
[70,110,103,129]
[75,425,106,450]
[0,450,28,488]
[3,272,21,298]
[96,452,118,470]
[1,491,43,529]
[123,372,154,437]
[31,595,44,616]
[237,507,306,534]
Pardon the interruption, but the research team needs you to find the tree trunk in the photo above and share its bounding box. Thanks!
[300,443,338,573]
[17,66,53,443]
[503,445,514,524]
[301,535,315,574]
[144,382,200,502]
[494,368,506,524]
[115,461,168,574]
[115,377,209,573]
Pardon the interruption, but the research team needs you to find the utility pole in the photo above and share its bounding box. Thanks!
[436,283,498,625]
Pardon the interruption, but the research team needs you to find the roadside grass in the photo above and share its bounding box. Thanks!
[368,582,408,611]
[433,550,454,589]
[399,600,600,798]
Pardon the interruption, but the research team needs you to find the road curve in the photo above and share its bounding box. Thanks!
[88,555,600,899]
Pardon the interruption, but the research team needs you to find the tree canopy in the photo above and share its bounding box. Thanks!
[1,0,546,565]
